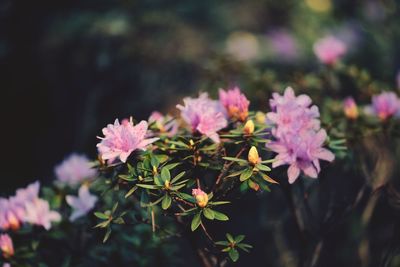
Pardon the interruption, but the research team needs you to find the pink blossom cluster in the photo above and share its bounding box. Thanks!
[219,87,250,121]
[365,91,400,120]
[97,118,159,163]
[177,93,228,143]
[313,35,347,65]
[0,182,60,231]
[266,87,335,183]
[66,185,98,222]
[0,234,13,259]
[55,154,97,186]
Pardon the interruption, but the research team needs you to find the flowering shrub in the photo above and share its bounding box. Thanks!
[3,44,400,267]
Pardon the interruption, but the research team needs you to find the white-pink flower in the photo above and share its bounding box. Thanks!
[97,118,159,163]
[55,154,97,186]
[148,111,178,137]
[313,36,347,65]
[23,198,61,230]
[66,185,98,222]
[177,93,227,143]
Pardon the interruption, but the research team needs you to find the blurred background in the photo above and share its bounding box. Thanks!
[2,1,400,266]
[2,0,400,192]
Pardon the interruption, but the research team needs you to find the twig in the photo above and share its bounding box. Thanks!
[200,222,215,245]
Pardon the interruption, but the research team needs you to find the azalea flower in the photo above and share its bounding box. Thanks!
[66,185,98,222]
[23,198,61,230]
[97,118,159,163]
[313,36,347,65]
[177,93,227,143]
[267,87,334,183]
[365,91,400,120]
[0,234,14,258]
[148,111,178,137]
[55,154,97,186]
[219,87,250,121]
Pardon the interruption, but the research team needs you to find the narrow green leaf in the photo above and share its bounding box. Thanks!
[94,212,109,220]
[255,163,271,172]
[235,235,245,243]
[161,195,172,210]
[240,168,253,182]
[214,211,229,221]
[118,175,135,181]
[151,156,160,168]
[103,228,111,243]
[191,213,202,231]
[229,249,239,262]
[137,184,159,189]
[210,201,230,206]
[226,233,234,243]
[153,174,163,186]
[171,171,186,184]
[125,186,138,198]
[215,241,230,246]
[222,157,247,163]
[203,208,215,220]
[161,168,171,182]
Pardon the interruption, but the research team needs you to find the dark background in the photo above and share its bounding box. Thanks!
[1,0,400,200]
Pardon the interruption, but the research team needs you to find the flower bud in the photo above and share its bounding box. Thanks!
[0,234,14,258]
[248,146,260,165]
[243,120,255,135]
[255,111,266,124]
[164,180,171,190]
[343,97,358,120]
[192,188,209,208]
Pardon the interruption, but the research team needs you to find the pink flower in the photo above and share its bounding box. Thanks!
[66,185,98,222]
[97,118,159,163]
[313,36,347,65]
[177,93,227,143]
[219,87,250,121]
[148,111,178,137]
[365,91,400,120]
[55,154,97,186]
[0,234,14,258]
[0,182,40,231]
[343,97,359,119]
[23,198,61,230]
[266,87,334,183]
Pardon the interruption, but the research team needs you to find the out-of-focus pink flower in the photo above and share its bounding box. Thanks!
[219,87,250,121]
[177,93,227,143]
[0,234,14,258]
[266,87,334,183]
[148,111,178,137]
[343,97,359,119]
[97,118,159,163]
[55,154,97,186]
[3,263,11,267]
[66,185,98,222]
[268,30,299,61]
[365,92,400,120]
[192,188,208,208]
[0,182,40,231]
[23,198,61,230]
[313,36,347,65]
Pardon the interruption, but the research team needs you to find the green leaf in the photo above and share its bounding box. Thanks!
[94,212,109,220]
[94,220,110,229]
[137,184,159,189]
[223,157,247,163]
[171,171,186,183]
[125,186,138,198]
[226,233,234,243]
[215,241,230,246]
[260,173,279,184]
[255,163,271,172]
[163,162,181,170]
[161,168,171,182]
[151,156,160,168]
[161,195,172,210]
[225,170,243,178]
[229,248,239,262]
[235,235,245,243]
[113,217,125,224]
[203,208,215,220]
[191,213,202,231]
[214,211,229,221]
[240,168,253,182]
[210,201,230,206]
[112,203,119,213]
[118,175,135,181]
[153,174,163,186]
[103,227,112,243]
